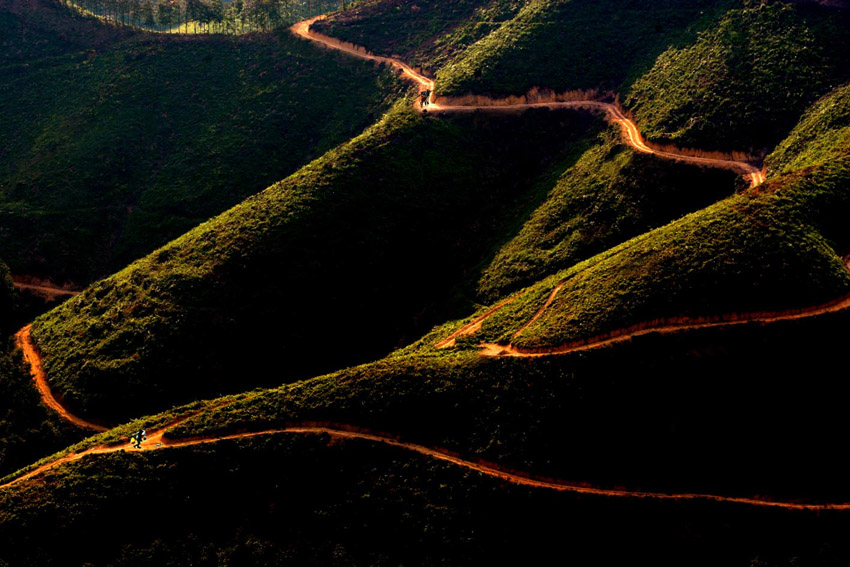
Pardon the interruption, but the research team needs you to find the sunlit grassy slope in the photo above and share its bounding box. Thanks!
[625,0,850,152]
[463,159,850,350]
[7,308,850,565]
[435,0,737,98]
[29,105,602,423]
[321,0,850,154]
[5,1,850,565]
[477,126,739,301]
[0,16,401,283]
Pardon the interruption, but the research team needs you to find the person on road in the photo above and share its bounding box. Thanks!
[131,429,147,449]
[419,89,431,108]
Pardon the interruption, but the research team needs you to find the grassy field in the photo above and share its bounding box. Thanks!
[0,0,135,66]
[28,105,602,423]
[469,160,850,349]
[6,1,850,564]
[765,82,850,175]
[6,431,850,567]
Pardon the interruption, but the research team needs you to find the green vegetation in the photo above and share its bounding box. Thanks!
[0,23,401,282]
[0,0,134,66]
[477,127,738,301]
[313,0,526,73]
[5,427,850,567]
[0,342,83,479]
[626,0,850,152]
[65,0,341,33]
[7,310,850,567]
[765,82,850,175]
[7,1,850,564]
[159,307,850,501]
[29,106,601,423]
[435,0,737,98]
[472,162,850,349]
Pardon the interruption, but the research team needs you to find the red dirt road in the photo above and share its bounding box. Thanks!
[8,334,850,511]
[15,325,107,432]
[478,292,850,358]
[4,419,850,512]
[291,17,765,188]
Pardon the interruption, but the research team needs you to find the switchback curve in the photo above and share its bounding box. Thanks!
[291,17,765,188]
[15,325,107,432]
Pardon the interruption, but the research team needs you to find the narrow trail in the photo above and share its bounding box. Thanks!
[3,16,831,511]
[292,17,765,188]
[478,292,850,358]
[15,326,107,432]
[4,419,850,512]
[10,332,850,511]
[13,282,80,300]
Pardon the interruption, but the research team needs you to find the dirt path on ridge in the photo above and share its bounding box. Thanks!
[291,17,765,188]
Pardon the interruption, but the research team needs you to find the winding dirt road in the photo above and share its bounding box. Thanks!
[4,17,836,512]
[292,17,765,188]
[15,326,107,432]
[3,416,850,511]
[9,329,850,511]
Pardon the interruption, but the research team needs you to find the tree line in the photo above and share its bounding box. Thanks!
[59,0,347,33]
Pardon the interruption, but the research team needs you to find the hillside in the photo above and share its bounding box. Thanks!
[5,0,850,564]
[5,306,850,565]
[625,0,850,152]
[477,126,739,300]
[321,0,850,154]
[0,3,402,283]
[0,0,135,65]
[0,341,82,479]
[28,105,603,423]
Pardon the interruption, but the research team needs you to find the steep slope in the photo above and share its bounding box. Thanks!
[435,0,737,98]
[6,308,850,565]
[625,0,850,152]
[477,126,738,300]
[430,75,850,352]
[0,342,82,479]
[459,160,850,351]
[29,105,602,423]
[312,0,525,73]
[0,17,402,283]
[765,82,850,175]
